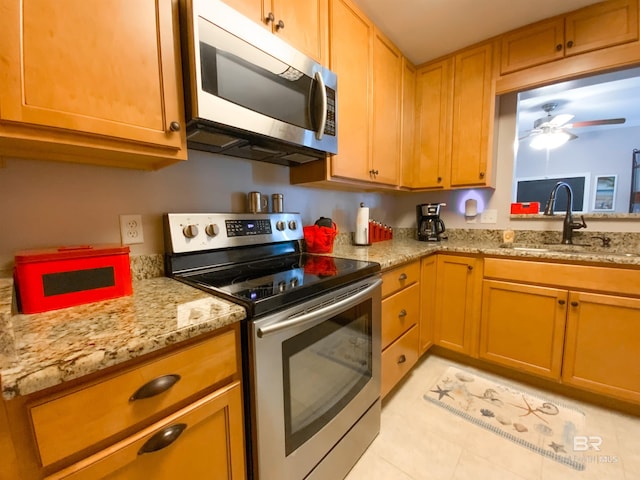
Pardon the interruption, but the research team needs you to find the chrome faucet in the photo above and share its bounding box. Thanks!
[543,181,587,244]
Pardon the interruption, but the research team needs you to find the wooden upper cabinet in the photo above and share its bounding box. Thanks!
[500,0,639,74]
[222,0,328,64]
[413,59,453,189]
[400,58,417,188]
[328,0,372,181]
[450,42,494,188]
[371,28,402,185]
[0,0,186,169]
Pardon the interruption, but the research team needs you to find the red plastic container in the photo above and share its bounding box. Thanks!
[14,245,132,314]
[510,202,540,214]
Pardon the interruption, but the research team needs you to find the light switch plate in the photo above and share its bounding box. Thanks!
[480,209,498,224]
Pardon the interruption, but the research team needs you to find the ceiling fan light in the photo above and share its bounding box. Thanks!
[530,130,571,150]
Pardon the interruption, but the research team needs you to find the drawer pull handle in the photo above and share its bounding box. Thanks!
[397,354,407,364]
[130,374,181,402]
[398,273,408,281]
[398,309,407,318]
[138,423,187,455]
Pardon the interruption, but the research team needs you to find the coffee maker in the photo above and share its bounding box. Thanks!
[417,203,446,241]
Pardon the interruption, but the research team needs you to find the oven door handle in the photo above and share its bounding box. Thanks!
[256,278,381,338]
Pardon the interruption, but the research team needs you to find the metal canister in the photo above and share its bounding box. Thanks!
[272,193,284,213]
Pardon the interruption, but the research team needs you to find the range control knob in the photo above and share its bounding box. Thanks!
[276,221,286,231]
[205,224,220,237]
[288,220,298,230]
[182,224,199,239]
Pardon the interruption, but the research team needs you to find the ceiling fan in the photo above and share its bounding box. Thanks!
[520,102,626,149]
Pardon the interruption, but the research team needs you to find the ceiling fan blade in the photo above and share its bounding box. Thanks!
[549,113,574,127]
[570,118,626,128]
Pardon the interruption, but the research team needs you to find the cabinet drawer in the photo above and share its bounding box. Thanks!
[381,261,420,298]
[30,328,239,467]
[381,325,419,398]
[45,381,246,480]
[484,258,640,297]
[381,283,420,349]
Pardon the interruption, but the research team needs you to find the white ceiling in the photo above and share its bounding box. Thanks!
[351,0,603,65]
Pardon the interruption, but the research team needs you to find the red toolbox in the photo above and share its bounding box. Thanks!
[510,202,540,214]
[14,245,132,314]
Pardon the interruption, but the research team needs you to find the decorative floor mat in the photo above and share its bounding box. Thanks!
[424,366,586,470]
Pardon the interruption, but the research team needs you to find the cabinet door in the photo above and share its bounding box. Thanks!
[371,28,402,185]
[414,59,452,189]
[400,58,416,188]
[565,0,639,57]
[0,0,183,152]
[419,256,437,355]
[480,280,568,379]
[562,291,640,404]
[450,43,494,188]
[434,255,482,355]
[500,18,565,74]
[46,383,246,480]
[328,0,372,181]
[273,0,328,64]
[222,0,265,24]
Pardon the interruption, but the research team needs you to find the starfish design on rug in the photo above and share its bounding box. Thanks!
[510,395,559,424]
[549,442,566,453]
[430,385,453,400]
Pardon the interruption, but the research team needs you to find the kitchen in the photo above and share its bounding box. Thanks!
[1,0,640,479]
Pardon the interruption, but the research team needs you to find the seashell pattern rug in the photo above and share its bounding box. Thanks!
[424,367,587,470]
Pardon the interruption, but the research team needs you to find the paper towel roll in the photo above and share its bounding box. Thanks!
[355,203,369,245]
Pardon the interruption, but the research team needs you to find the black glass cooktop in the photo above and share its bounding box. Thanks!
[176,253,380,318]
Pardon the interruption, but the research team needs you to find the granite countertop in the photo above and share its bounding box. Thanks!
[2,237,639,400]
[0,277,246,400]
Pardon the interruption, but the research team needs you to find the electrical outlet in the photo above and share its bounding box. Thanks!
[120,214,144,245]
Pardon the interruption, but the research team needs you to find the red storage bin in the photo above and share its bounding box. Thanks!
[14,245,132,314]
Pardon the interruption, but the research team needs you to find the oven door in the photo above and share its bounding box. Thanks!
[249,276,381,480]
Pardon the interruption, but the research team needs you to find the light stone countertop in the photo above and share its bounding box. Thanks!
[0,277,246,399]
[2,237,639,400]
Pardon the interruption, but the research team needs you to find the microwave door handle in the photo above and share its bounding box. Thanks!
[313,71,327,141]
[256,278,381,338]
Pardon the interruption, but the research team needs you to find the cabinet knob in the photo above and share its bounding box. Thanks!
[571,301,579,307]
[567,40,574,48]
[437,176,442,183]
[398,309,407,318]
[467,265,473,271]
[138,424,187,455]
[169,121,181,132]
[276,19,285,31]
[397,354,407,364]
[558,299,566,305]
[479,171,485,178]
[129,374,181,401]
[265,12,275,24]
[398,273,408,281]
[556,44,563,51]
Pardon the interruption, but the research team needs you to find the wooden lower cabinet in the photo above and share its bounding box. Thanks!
[46,382,245,480]
[479,280,567,379]
[433,255,482,355]
[562,291,640,404]
[419,255,437,354]
[381,261,420,397]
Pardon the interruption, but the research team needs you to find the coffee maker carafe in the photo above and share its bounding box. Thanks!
[417,203,446,241]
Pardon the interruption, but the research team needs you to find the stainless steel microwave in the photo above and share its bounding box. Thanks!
[178,0,338,165]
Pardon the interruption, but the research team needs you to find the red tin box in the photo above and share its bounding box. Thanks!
[510,202,540,214]
[14,245,132,314]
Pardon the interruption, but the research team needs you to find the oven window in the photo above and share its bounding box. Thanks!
[282,299,372,455]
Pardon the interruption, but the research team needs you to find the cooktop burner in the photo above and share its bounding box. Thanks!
[164,213,380,318]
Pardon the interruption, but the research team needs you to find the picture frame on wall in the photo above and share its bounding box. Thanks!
[593,175,617,211]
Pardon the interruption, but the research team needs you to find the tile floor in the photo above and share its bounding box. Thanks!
[345,355,640,480]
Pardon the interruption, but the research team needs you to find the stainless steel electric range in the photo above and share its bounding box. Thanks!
[164,212,382,480]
